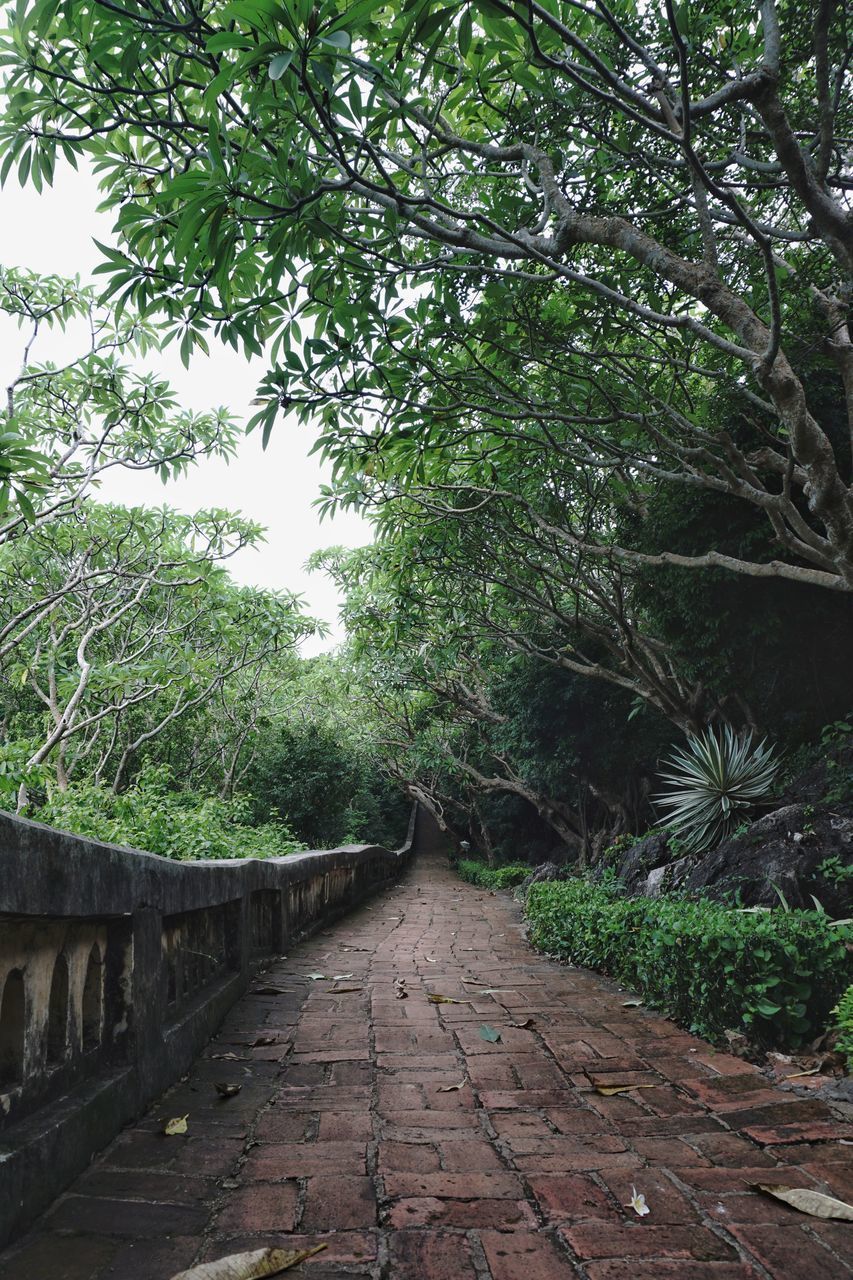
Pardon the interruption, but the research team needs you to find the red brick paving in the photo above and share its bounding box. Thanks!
[1,853,851,1278]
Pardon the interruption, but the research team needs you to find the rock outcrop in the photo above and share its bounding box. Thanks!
[609,802,852,913]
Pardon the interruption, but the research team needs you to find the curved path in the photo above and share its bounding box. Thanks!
[1,853,851,1279]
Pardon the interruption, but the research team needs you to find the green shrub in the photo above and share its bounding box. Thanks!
[525,880,852,1050]
[32,765,305,862]
[833,984,853,1071]
[457,859,530,890]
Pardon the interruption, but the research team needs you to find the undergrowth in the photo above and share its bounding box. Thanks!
[457,858,530,890]
[32,765,305,861]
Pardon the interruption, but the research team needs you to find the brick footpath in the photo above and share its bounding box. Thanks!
[2,854,851,1280]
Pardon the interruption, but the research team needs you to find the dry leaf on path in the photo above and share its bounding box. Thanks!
[170,1243,328,1280]
[332,973,354,981]
[393,978,408,999]
[592,1083,657,1096]
[511,1018,536,1029]
[479,1025,502,1043]
[436,1081,466,1092]
[428,993,465,1005]
[333,986,363,993]
[163,1115,189,1136]
[251,1034,279,1047]
[210,1052,247,1062]
[622,999,644,1008]
[214,1083,242,1099]
[253,986,288,996]
[304,973,328,981]
[750,1185,853,1220]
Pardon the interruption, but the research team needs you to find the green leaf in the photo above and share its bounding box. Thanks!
[269,50,294,79]
[458,6,472,55]
[320,30,351,49]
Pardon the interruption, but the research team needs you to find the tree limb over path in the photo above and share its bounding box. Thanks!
[3,0,851,584]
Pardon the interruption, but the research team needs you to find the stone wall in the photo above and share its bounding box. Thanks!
[0,806,420,1245]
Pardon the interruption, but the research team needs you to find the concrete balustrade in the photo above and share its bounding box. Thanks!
[0,806,419,1245]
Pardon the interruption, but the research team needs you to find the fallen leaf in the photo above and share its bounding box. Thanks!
[592,1083,657,1096]
[462,978,488,986]
[436,1081,466,1092]
[164,1115,188,1136]
[214,1083,242,1099]
[511,1018,536,1029]
[479,1024,502,1043]
[622,999,644,1008]
[304,973,328,981]
[333,985,363,993]
[210,1052,247,1062]
[428,993,465,1005]
[253,986,288,996]
[170,1243,328,1279]
[332,973,354,981]
[784,1067,821,1079]
[394,978,408,999]
[629,1185,650,1217]
[750,1185,853,1221]
[425,956,437,963]
[251,1034,279,1047]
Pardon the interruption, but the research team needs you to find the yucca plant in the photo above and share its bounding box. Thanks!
[655,726,780,854]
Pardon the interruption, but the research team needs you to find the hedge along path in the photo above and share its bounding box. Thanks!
[1,853,851,1280]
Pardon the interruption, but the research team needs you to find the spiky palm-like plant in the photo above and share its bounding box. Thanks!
[655,726,780,854]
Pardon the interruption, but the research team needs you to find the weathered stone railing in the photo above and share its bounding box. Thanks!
[0,806,420,1246]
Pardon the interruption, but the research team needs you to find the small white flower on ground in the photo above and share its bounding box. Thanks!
[630,1186,650,1217]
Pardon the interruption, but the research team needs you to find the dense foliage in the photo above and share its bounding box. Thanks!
[4,0,851,602]
[0,268,407,855]
[1,0,851,891]
[525,879,853,1049]
[35,765,305,860]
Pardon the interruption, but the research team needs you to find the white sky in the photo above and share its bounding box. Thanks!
[0,163,371,654]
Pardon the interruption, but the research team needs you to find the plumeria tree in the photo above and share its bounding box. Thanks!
[1,265,239,529]
[1,501,313,806]
[2,0,851,590]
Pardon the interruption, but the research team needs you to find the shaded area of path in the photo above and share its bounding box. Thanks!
[2,853,851,1280]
